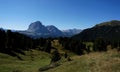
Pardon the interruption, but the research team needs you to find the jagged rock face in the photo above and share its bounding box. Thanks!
[18,21,82,38]
[27,21,50,34]
[72,20,120,41]
[46,25,64,37]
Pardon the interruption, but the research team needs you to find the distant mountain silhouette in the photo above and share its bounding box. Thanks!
[62,29,82,37]
[72,20,120,42]
[18,21,81,38]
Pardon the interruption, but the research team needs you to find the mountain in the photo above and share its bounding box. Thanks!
[46,25,64,37]
[0,28,3,30]
[0,28,15,32]
[72,20,120,41]
[18,21,50,38]
[62,29,82,37]
[18,21,81,38]
[27,21,50,34]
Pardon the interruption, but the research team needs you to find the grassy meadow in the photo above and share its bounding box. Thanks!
[0,40,120,72]
[46,49,120,72]
[0,50,51,72]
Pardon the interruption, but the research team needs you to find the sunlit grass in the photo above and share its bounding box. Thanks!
[46,49,120,72]
[0,50,51,72]
[0,40,120,72]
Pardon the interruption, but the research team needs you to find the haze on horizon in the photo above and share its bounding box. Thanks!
[0,0,120,30]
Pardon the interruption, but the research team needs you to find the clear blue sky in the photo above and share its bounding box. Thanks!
[0,0,120,30]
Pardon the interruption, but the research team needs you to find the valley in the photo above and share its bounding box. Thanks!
[0,46,119,72]
[1,0,120,72]
[0,20,120,72]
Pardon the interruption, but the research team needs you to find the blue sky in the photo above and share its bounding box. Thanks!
[0,0,120,30]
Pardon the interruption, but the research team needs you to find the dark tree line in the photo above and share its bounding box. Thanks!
[58,37,86,55]
[0,29,52,56]
[93,38,120,52]
[58,37,119,55]
[0,29,119,57]
[33,38,53,53]
[93,38,107,51]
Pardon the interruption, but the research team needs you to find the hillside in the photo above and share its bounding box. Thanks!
[95,20,120,27]
[0,39,74,72]
[46,49,120,72]
[0,39,120,72]
[72,20,120,41]
[0,50,51,72]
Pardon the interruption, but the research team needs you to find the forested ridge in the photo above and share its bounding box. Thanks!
[0,28,119,57]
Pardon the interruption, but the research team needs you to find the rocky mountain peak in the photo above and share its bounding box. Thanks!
[46,25,64,36]
[46,25,60,32]
[18,21,81,38]
[27,21,50,33]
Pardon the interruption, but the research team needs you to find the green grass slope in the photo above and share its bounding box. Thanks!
[46,49,120,72]
[0,40,120,72]
[0,50,51,72]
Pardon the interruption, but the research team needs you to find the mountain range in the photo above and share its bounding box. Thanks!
[18,21,82,38]
[72,20,120,42]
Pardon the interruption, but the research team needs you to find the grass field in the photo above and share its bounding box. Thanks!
[0,40,120,72]
[0,49,120,72]
[46,49,120,72]
[0,50,51,72]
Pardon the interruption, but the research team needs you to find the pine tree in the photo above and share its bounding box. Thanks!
[64,52,68,58]
[51,49,61,62]
[6,30,13,49]
[44,40,51,53]
[0,29,6,52]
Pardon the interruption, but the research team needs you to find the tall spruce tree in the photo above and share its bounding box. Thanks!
[51,49,61,62]
[44,40,51,53]
[0,29,6,52]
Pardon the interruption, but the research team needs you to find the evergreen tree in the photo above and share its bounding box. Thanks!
[0,29,6,52]
[51,49,61,62]
[6,30,13,49]
[64,52,68,58]
[86,45,91,53]
[44,40,51,53]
